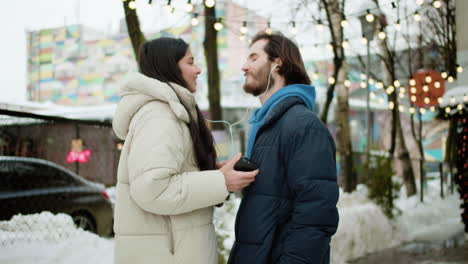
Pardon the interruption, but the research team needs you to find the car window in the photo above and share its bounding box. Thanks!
[0,160,78,191]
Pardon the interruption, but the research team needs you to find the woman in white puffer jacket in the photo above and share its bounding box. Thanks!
[112,37,258,264]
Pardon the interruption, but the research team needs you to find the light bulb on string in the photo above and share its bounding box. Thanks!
[395,20,401,31]
[185,0,194,12]
[445,107,451,113]
[344,80,351,87]
[361,36,368,45]
[360,73,367,80]
[389,102,395,110]
[191,14,199,26]
[214,19,224,31]
[409,79,416,86]
[341,17,349,28]
[316,20,324,32]
[128,1,136,9]
[430,106,435,112]
[376,82,384,89]
[433,0,442,8]
[399,92,405,99]
[411,95,417,102]
[423,85,429,92]
[441,71,448,78]
[457,65,464,73]
[411,87,417,94]
[425,75,432,83]
[369,78,375,84]
[328,76,336,84]
[290,21,297,34]
[450,96,456,104]
[399,105,405,112]
[434,81,441,88]
[370,92,376,99]
[409,107,416,114]
[360,82,367,89]
[394,80,401,87]
[399,87,406,94]
[366,10,375,22]
[424,97,430,104]
[266,22,272,35]
[458,104,463,111]
[414,11,422,22]
[378,31,387,40]
[420,108,426,115]
[205,0,215,8]
[438,97,443,104]
[448,76,454,83]
[240,21,248,34]
[342,39,349,49]
[386,86,395,94]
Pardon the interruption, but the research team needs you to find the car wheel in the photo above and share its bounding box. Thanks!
[72,212,96,233]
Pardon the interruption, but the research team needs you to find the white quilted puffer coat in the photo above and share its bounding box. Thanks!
[112,72,229,264]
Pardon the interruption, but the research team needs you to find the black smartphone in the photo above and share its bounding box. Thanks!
[234,157,258,172]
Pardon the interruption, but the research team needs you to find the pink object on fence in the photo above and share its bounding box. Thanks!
[66,149,91,163]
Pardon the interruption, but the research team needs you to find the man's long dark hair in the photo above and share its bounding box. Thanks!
[138,37,217,171]
[251,32,311,86]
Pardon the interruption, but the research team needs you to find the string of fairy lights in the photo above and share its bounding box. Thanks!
[123,0,466,114]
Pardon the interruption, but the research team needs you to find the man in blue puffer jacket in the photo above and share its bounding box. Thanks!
[228,32,339,264]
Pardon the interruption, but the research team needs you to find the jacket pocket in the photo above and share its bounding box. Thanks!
[164,216,175,255]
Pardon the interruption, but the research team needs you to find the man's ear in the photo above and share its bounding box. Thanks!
[274,58,283,70]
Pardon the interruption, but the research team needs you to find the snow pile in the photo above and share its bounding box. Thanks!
[330,185,403,264]
[394,180,462,242]
[0,212,113,264]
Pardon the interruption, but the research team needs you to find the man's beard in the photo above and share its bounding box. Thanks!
[243,63,275,96]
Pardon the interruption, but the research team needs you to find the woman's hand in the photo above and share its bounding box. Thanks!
[220,153,259,192]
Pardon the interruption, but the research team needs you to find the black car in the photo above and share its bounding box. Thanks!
[0,156,113,237]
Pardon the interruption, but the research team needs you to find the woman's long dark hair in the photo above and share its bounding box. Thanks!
[138,37,217,171]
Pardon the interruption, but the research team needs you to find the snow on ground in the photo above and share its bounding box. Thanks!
[0,212,113,264]
[0,180,462,264]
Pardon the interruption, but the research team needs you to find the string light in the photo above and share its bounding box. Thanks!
[448,76,454,83]
[399,92,405,98]
[457,65,464,73]
[369,78,375,84]
[361,36,368,45]
[420,108,426,115]
[441,71,448,78]
[411,87,417,94]
[312,71,319,80]
[328,76,336,84]
[433,0,442,8]
[394,80,401,87]
[366,10,375,22]
[386,86,395,94]
[205,0,215,8]
[434,81,441,88]
[376,82,384,89]
[458,104,463,110]
[399,105,405,112]
[430,106,435,112]
[414,11,422,22]
[344,80,351,87]
[240,21,248,34]
[451,96,456,104]
[399,87,406,93]
[411,95,417,102]
[128,0,136,9]
[425,75,432,83]
[409,79,416,86]
[395,20,401,31]
[409,107,416,114]
[379,98,385,104]
[360,73,367,80]
[370,92,376,99]
[445,107,451,113]
[266,22,272,35]
[464,94,468,102]
[341,17,349,28]
[424,97,430,104]
[423,85,429,92]
[214,19,224,31]
[360,82,367,89]
[378,31,387,40]
[342,39,350,49]
[389,102,395,110]
[316,20,324,32]
[438,97,443,104]
[185,0,194,12]
[191,13,199,26]
[290,21,297,34]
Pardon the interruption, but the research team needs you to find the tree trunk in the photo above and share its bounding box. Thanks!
[375,13,417,197]
[122,1,146,60]
[203,5,223,130]
[322,0,356,192]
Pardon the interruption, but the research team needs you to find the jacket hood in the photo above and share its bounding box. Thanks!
[113,72,196,139]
